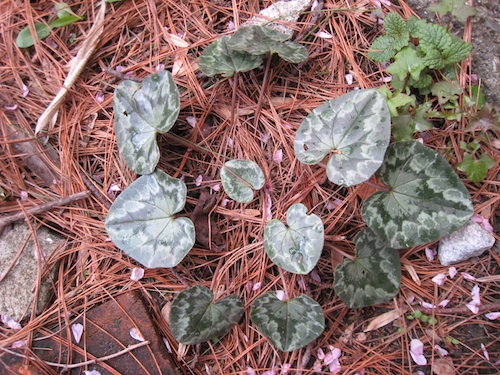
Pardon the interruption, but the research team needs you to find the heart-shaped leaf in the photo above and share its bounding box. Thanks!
[362,141,474,248]
[198,35,264,77]
[220,159,265,203]
[294,89,391,186]
[114,71,180,174]
[105,169,195,268]
[250,292,325,352]
[227,25,308,63]
[264,204,324,274]
[334,227,401,308]
[169,285,244,344]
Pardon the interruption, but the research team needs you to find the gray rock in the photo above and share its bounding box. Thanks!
[0,224,63,321]
[438,220,495,266]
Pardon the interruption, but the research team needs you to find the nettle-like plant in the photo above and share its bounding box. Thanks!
[368,12,472,141]
[293,88,474,307]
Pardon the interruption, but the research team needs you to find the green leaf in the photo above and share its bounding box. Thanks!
[250,292,325,352]
[227,25,308,63]
[55,2,80,18]
[16,23,52,48]
[441,40,472,64]
[105,170,195,268]
[49,15,82,28]
[419,23,452,55]
[198,35,264,77]
[334,227,401,308]
[386,46,426,81]
[362,141,474,248]
[220,160,265,203]
[383,12,409,50]
[368,35,397,62]
[456,152,495,183]
[294,89,391,186]
[114,71,180,174]
[431,80,462,106]
[264,204,324,274]
[428,0,477,23]
[169,285,244,344]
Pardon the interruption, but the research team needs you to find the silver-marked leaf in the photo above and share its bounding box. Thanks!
[114,71,180,174]
[362,141,474,248]
[250,292,325,352]
[294,89,391,187]
[227,25,308,63]
[105,169,195,268]
[264,204,324,274]
[334,227,401,308]
[220,160,265,203]
[169,285,244,344]
[198,35,264,77]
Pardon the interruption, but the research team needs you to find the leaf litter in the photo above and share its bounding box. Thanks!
[0,0,499,373]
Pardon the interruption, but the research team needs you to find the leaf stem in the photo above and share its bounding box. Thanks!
[231,73,238,127]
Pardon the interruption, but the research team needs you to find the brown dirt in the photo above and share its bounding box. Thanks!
[1,0,499,374]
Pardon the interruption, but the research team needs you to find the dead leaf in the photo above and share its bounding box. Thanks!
[403,263,421,286]
[163,32,189,48]
[161,301,171,325]
[433,359,455,375]
[364,308,402,332]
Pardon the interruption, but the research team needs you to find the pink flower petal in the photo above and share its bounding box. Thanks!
[252,282,262,291]
[130,267,144,281]
[432,273,447,286]
[472,214,494,233]
[195,175,203,187]
[11,340,27,348]
[273,149,283,164]
[155,64,165,72]
[95,91,105,103]
[72,323,84,343]
[485,312,500,320]
[313,361,323,372]
[130,327,145,342]
[461,272,476,281]
[471,284,481,305]
[186,116,196,128]
[329,360,341,374]
[410,339,427,365]
[481,343,490,360]
[438,299,450,307]
[1,315,21,330]
[425,247,436,261]
[434,344,449,356]
[22,83,29,97]
[345,74,353,85]
[420,301,436,309]
[276,290,285,301]
[5,104,17,111]
[466,303,479,314]
[448,266,457,279]
[211,184,220,192]
[316,30,332,39]
[282,364,291,374]
[83,371,102,375]
[317,348,325,360]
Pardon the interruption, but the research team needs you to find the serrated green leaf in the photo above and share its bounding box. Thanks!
[407,17,428,39]
[442,40,472,64]
[428,0,477,23]
[334,227,401,308]
[456,152,495,183]
[294,89,391,186]
[264,204,324,274]
[16,23,52,48]
[383,12,409,50]
[419,23,452,55]
[368,35,397,62]
[408,73,433,89]
[386,46,426,81]
[227,25,308,63]
[220,160,265,203]
[362,141,474,248]
[105,170,195,268]
[431,80,462,106]
[114,71,180,174]
[250,292,325,352]
[198,36,264,77]
[169,285,244,344]
[49,15,82,28]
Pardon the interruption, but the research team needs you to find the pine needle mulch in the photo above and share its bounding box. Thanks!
[1,0,499,373]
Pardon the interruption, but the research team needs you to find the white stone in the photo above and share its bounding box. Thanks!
[438,220,495,266]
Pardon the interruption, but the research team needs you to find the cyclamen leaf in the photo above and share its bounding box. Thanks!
[367,35,397,62]
[294,89,391,186]
[220,160,265,203]
[362,141,474,248]
[227,25,308,63]
[198,35,264,77]
[105,170,195,268]
[334,227,401,308]
[250,292,325,352]
[16,23,52,48]
[264,204,324,274]
[114,71,180,175]
[383,12,409,50]
[169,285,244,344]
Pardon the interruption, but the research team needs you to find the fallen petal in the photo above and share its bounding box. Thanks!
[186,116,197,128]
[485,312,500,320]
[448,267,457,279]
[276,290,285,301]
[438,299,450,307]
[1,315,22,330]
[72,323,84,343]
[434,344,449,357]
[432,273,447,286]
[273,149,283,164]
[461,272,476,281]
[465,303,479,314]
[317,348,325,360]
[130,267,144,281]
[470,284,481,305]
[130,327,145,342]
[481,343,490,361]
[22,83,29,97]
[410,339,427,365]
[425,247,436,261]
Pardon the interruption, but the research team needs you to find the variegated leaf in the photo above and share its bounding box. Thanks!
[114,71,180,174]
[169,285,244,344]
[105,170,195,268]
[250,292,325,352]
[220,160,265,203]
[264,204,324,274]
[227,25,308,63]
[198,35,264,77]
[334,227,401,308]
[294,89,391,186]
[362,141,474,248]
